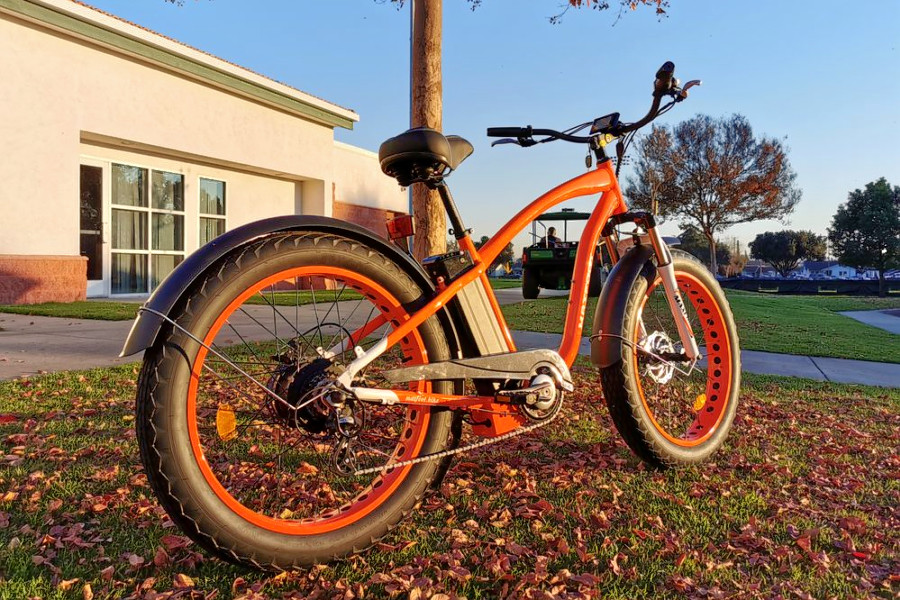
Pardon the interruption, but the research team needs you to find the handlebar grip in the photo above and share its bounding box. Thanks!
[654,61,675,94]
[487,126,532,138]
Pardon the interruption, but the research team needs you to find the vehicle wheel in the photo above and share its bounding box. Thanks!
[136,232,454,569]
[522,269,540,299]
[588,266,605,297]
[599,251,740,467]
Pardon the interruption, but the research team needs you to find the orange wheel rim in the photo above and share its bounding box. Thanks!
[186,266,431,535]
[631,272,733,447]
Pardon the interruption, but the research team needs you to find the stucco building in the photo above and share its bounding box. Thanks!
[0,0,406,303]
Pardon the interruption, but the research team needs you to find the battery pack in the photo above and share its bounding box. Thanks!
[422,251,508,355]
[455,276,509,356]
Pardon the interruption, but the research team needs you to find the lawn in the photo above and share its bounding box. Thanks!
[501,292,900,363]
[0,365,896,598]
[0,290,362,322]
[0,302,142,321]
[489,278,523,290]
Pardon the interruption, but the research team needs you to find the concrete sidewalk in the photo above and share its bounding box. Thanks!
[1,309,898,387]
[0,313,136,379]
[510,330,900,388]
[840,309,900,335]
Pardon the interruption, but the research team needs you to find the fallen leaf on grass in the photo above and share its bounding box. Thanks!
[57,577,79,591]
[173,573,195,588]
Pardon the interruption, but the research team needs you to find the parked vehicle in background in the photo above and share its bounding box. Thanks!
[521,209,607,299]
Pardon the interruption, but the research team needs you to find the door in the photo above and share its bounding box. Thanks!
[80,163,106,297]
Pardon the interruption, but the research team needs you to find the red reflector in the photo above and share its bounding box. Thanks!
[386,214,415,241]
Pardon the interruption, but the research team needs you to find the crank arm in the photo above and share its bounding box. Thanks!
[382,349,574,391]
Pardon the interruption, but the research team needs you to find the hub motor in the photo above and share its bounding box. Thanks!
[267,357,334,433]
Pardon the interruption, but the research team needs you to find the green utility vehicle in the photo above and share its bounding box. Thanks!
[521,209,607,299]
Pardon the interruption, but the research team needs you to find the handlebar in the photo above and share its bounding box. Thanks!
[487,61,700,145]
[485,126,531,138]
[486,125,594,144]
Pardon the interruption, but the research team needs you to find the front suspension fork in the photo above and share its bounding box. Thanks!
[645,227,701,361]
[604,214,701,362]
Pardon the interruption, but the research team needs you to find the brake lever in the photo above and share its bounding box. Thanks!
[490,137,538,148]
[491,138,519,147]
[675,79,702,101]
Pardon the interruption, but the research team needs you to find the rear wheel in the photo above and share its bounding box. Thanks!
[600,251,740,467]
[136,232,453,569]
[522,268,540,299]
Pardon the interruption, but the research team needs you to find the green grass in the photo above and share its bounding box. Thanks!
[242,289,362,305]
[502,291,900,363]
[0,290,364,322]
[488,278,523,290]
[0,301,141,321]
[0,365,896,598]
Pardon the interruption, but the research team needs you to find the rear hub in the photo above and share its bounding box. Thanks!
[268,357,334,433]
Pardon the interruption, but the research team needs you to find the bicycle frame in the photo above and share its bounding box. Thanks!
[335,160,630,410]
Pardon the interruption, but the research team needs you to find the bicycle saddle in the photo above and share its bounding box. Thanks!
[379,127,473,186]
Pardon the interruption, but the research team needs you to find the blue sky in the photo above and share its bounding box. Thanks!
[83,0,899,254]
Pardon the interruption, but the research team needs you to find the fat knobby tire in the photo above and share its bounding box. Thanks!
[600,251,741,468]
[522,268,540,299]
[136,232,453,569]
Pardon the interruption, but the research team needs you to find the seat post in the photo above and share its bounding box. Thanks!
[432,182,469,240]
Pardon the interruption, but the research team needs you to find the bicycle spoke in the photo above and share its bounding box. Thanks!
[187,268,426,524]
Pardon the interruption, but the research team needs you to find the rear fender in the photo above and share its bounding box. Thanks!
[120,215,462,358]
[590,244,655,368]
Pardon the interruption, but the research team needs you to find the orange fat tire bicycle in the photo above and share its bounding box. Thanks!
[124,62,740,569]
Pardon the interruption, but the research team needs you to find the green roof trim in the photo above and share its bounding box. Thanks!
[0,0,355,130]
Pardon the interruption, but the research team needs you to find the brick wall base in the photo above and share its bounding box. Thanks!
[0,255,87,305]
[332,201,404,240]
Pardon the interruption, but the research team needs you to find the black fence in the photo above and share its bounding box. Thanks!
[720,279,900,295]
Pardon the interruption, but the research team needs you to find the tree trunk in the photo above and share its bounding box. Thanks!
[879,268,886,297]
[705,231,718,275]
[410,0,445,261]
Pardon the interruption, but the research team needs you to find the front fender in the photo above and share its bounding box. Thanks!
[120,216,446,357]
[590,244,655,368]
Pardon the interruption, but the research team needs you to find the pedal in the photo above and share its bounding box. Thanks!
[496,375,555,408]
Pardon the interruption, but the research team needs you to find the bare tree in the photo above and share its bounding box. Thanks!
[626,114,801,274]
[409,0,446,260]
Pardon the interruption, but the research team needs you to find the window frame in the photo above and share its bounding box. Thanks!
[198,176,228,247]
[110,161,186,295]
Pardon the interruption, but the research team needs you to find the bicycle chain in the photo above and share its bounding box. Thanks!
[352,402,561,476]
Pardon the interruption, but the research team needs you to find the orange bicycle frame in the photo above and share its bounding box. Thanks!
[335,160,628,415]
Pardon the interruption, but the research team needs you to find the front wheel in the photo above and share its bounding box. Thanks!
[600,251,740,467]
[136,232,454,569]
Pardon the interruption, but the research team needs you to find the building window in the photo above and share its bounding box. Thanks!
[111,163,184,294]
[199,178,226,246]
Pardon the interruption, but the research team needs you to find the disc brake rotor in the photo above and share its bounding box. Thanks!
[641,331,677,384]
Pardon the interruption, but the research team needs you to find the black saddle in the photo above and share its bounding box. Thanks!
[378,128,474,187]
